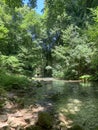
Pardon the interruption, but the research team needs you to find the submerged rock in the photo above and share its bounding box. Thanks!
[68,125,83,130]
[37,111,53,129]
[26,126,43,130]
[95,126,98,130]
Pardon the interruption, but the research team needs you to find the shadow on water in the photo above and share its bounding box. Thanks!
[33,80,98,130]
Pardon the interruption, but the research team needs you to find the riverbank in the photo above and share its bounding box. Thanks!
[33,77,81,82]
[0,88,73,130]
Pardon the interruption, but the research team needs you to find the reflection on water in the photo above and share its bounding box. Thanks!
[34,80,98,130]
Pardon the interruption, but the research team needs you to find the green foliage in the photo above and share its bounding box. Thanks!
[44,0,98,29]
[0,25,9,39]
[4,0,37,8]
[52,69,64,79]
[0,2,42,76]
[0,55,21,72]
[0,71,30,90]
[87,7,98,80]
[0,0,98,81]
[64,69,78,80]
[80,75,92,82]
[52,25,94,79]
[43,0,98,80]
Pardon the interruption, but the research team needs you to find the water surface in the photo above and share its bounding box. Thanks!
[34,80,98,130]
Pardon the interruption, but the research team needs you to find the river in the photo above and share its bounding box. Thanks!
[33,80,98,130]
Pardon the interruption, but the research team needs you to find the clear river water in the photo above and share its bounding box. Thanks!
[32,80,98,130]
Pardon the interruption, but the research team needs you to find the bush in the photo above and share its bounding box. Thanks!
[91,72,98,81]
[52,65,64,79]
[64,69,78,80]
[52,69,64,79]
[52,65,79,80]
[0,71,30,90]
[79,75,92,82]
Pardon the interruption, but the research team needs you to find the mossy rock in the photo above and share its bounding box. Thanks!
[37,112,53,129]
[68,125,83,130]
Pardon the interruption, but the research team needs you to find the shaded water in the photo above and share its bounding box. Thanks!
[33,80,98,130]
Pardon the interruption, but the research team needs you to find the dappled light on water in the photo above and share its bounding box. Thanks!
[35,80,98,130]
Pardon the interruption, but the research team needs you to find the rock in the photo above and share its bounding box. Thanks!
[24,118,31,124]
[23,112,33,124]
[7,117,27,128]
[0,114,8,122]
[58,113,73,128]
[37,111,53,129]
[59,122,67,130]
[12,111,23,118]
[24,116,32,124]
[4,101,14,109]
[0,123,10,130]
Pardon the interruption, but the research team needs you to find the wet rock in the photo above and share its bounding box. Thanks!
[37,111,53,129]
[0,114,8,122]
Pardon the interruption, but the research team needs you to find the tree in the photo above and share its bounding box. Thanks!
[52,25,94,79]
[87,7,98,80]
[0,1,42,76]
[44,0,98,29]
[3,0,37,8]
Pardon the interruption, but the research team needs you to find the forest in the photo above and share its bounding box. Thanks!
[0,0,98,80]
[0,0,98,130]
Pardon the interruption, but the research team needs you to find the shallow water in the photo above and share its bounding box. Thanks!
[33,80,98,130]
